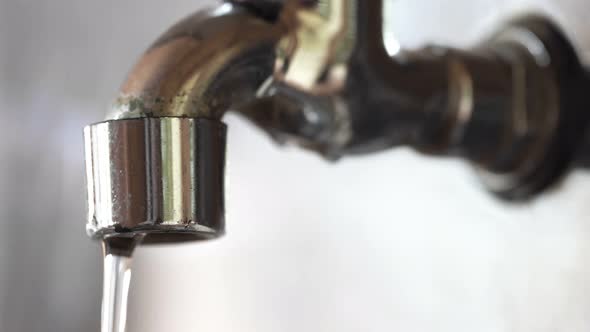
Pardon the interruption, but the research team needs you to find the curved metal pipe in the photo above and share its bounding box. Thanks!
[108,3,283,120]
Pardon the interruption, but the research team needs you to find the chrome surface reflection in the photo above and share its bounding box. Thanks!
[85,117,226,243]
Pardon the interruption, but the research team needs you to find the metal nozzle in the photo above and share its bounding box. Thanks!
[85,118,226,243]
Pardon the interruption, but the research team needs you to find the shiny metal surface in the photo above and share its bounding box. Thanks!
[85,0,590,247]
[85,118,226,243]
[110,3,282,120]
[88,3,287,244]
[264,0,589,198]
[274,0,355,94]
[241,0,590,198]
[475,18,588,198]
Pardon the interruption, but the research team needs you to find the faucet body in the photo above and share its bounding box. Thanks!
[84,0,590,244]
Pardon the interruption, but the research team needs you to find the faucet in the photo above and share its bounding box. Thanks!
[84,0,590,244]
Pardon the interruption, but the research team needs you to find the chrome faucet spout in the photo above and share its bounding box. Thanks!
[83,0,590,245]
[85,3,289,243]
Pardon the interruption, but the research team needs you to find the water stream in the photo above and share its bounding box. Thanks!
[101,236,144,332]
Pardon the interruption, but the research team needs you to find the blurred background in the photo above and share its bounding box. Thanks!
[2,0,590,331]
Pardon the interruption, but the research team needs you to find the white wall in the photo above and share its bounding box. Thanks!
[1,1,590,331]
